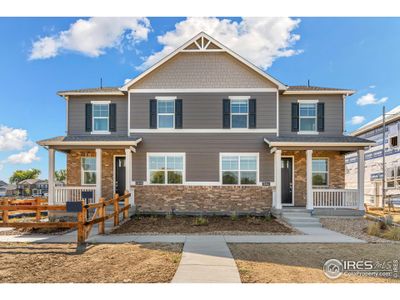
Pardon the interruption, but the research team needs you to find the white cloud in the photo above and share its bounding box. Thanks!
[138,17,302,71]
[356,93,388,106]
[0,125,31,151]
[351,115,366,125]
[124,78,132,84]
[4,146,40,164]
[29,17,151,60]
[369,85,376,89]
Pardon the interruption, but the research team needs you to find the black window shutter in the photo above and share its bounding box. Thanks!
[291,103,299,132]
[223,99,230,129]
[149,99,157,129]
[85,103,92,132]
[249,99,256,128]
[109,103,117,132]
[175,99,183,129]
[317,102,325,132]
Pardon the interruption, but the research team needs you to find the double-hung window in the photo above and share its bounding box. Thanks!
[92,103,109,132]
[220,154,258,185]
[312,158,328,186]
[148,154,185,184]
[299,102,317,132]
[81,157,96,185]
[231,100,248,128]
[157,100,175,129]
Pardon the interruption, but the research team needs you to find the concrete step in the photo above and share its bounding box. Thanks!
[281,212,312,218]
[283,216,320,223]
[289,221,322,228]
[281,207,309,212]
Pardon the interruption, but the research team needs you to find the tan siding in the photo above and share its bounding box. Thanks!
[130,92,277,129]
[131,52,278,89]
[131,133,275,182]
[279,94,344,136]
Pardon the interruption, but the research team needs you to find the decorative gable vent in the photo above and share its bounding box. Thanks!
[183,36,222,52]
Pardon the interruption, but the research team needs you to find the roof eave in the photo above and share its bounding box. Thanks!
[263,138,375,147]
[37,138,143,147]
[283,90,356,95]
[57,91,125,97]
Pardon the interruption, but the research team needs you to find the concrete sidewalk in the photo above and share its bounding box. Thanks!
[172,236,241,283]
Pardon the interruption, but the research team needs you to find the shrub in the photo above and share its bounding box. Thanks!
[367,222,382,237]
[383,226,400,241]
[193,217,208,226]
[231,211,239,221]
[384,215,394,226]
[165,213,173,220]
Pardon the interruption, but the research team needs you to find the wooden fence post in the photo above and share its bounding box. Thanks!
[99,197,105,234]
[77,201,85,244]
[35,198,41,221]
[114,193,119,226]
[123,191,129,220]
[2,199,8,223]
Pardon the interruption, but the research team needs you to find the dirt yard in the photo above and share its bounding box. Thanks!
[111,215,294,235]
[0,243,182,283]
[229,243,400,283]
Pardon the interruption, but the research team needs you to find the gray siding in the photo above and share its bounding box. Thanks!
[132,133,275,182]
[68,95,128,135]
[279,94,344,136]
[130,92,277,129]
[131,52,277,89]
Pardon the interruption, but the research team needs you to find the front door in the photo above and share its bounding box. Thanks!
[281,157,293,205]
[115,157,126,196]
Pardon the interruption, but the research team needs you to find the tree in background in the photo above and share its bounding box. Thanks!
[9,168,41,184]
[55,169,67,182]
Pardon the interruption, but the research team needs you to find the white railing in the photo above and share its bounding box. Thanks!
[313,189,359,208]
[54,186,96,204]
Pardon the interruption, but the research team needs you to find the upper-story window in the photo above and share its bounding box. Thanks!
[93,103,109,132]
[231,100,248,128]
[299,103,317,132]
[157,99,175,129]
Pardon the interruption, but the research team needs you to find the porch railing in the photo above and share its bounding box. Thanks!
[313,189,358,208]
[53,186,97,204]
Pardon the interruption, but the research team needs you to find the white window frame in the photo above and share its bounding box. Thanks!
[146,152,186,185]
[81,157,97,186]
[91,101,110,134]
[219,152,260,186]
[230,97,250,129]
[298,100,319,135]
[156,97,176,129]
[312,157,329,187]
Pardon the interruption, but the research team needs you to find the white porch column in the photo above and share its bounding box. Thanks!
[125,148,134,205]
[95,148,102,202]
[357,149,365,211]
[48,148,55,205]
[274,149,282,210]
[306,149,313,210]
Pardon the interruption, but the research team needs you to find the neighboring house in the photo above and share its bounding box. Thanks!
[346,105,400,206]
[16,179,63,197]
[37,32,374,215]
[0,181,17,197]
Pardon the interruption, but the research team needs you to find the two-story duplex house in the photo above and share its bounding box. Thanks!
[38,32,374,215]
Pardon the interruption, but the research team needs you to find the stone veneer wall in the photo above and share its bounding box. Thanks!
[282,150,345,206]
[133,185,272,214]
[66,149,125,200]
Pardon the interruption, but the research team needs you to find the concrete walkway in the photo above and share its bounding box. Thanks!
[172,236,241,283]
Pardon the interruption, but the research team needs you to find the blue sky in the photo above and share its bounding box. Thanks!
[0,17,399,181]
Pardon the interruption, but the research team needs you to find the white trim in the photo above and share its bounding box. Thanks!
[297,99,319,104]
[228,96,251,100]
[90,100,111,104]
[130,128,277,133]
[306,149,313,210]
[312,157,329,188]
[129,88,277,93]
[81,156,97,186]
[38,138,142,147]
[155,96,177,100]
[263,138,375,147]
[65,96,69,135]
[128,93,131,136]
[283,90,355,95]
[230,99,249,129]
[90,131,111,135]
[219,152,260,186]
[342,94,346,134]
[113,155,126,195]
[146,152,186,185]
[281,155,295,206]
[58,92,124,96]
[297,131,319,135]
[121,32,286,91]
[276,91,279,137]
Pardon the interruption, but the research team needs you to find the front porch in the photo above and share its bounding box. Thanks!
[266,136,374,215]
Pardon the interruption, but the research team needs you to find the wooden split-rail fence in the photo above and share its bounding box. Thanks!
[0,192,131,244]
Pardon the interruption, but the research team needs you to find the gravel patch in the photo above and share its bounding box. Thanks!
[320,217,400,244]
